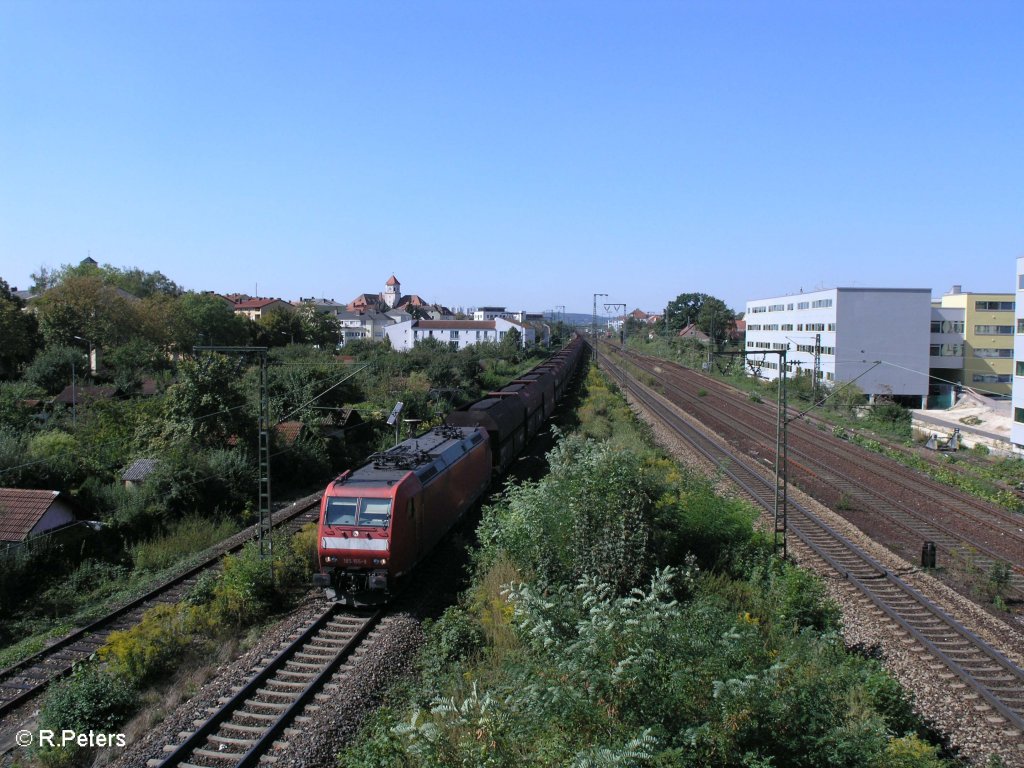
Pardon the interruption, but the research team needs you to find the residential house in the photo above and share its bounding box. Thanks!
[231,297,295,321]
[385,318,534,351]
[0,489,82,546]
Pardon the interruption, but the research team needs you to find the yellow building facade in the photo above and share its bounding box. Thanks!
[938,291,1015,396]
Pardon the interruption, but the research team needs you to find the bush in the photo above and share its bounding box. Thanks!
[210,543,277,627]
[37,663,137,766]
[100,603,195,684]
[24,345,86,395]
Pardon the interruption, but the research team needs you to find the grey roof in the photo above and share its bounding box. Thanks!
[122,458,159,482]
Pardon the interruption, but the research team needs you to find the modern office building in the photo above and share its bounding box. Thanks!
[744,288,931,404]
[933,286,1015,398]
[1012,260,1024,447]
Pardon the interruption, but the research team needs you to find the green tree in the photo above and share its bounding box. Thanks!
[33,275,140,348]
[34,261,181,298]
[253,307,304,347]
[23,345,87,394]
[498,327,523,360]
[696,296,735,346]
[169,292,250,350]
[0,277,41,377]
[663,292,707,332]
[162,354,253,447]
[297,302,342,348]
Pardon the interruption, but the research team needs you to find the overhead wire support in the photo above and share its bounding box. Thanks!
[717,349,789,558]
[195,346,274,577]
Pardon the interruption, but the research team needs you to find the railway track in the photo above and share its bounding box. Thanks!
[593,345,1024,739]
[150,605,380,768]
[0,493,322,721]
[610,345,1024,598]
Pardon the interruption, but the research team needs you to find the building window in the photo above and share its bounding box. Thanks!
[1016,408,1024,423]
[449,341,458,350]
[780,324,793,331]
[974,348,1013,358]
[797,302,809,310]
[975,301,1015,311]
[827,323,836,331]
[975,325,1013,335]
[1017,361,1024,376]
[1018,319,1024,334]
[932,320,964,333]
[787,304,794,310]
[811,299,833,308]
[451,330,460,339]
[1019,275,1024,290]
[972,373,1012,384]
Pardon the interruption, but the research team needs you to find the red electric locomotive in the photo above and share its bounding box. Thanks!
[313,425,491,604]
[314,335,586,603]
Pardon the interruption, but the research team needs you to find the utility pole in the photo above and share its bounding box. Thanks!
[812,333,822,403]
[722,349,789,558]
[592,293,608,341]
[707,315,715,371]
[774,349,789,559]
[195,346,274,576]
[604,302,626,345]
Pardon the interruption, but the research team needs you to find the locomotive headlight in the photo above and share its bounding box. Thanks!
[372,558,388,565]
[325,556,338,563]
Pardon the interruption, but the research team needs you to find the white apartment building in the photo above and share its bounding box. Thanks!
[385,318,534,351]
[744,288,932,404]
[472,306,526,322]
[337,310,410,345]
[1012,258,1024,447]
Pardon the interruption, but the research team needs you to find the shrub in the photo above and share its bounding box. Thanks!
[100,602,195,684]
[36,662,137,766]
[210,543,277,627]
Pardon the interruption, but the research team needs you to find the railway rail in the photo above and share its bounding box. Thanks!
[0,493,322,721]
[609,345,1024,599]
[150,604,380,768]
[593,344,1024,739]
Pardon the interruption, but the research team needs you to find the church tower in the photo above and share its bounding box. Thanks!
[383,275,401,309]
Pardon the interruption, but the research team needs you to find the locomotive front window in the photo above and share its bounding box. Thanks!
[325,498,357,526]
[324,497,391,528]
[358,498,391,528]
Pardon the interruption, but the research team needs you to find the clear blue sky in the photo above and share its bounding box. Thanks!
[2,1,1020,316]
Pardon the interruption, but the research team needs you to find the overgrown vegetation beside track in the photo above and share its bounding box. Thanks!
[28,525,318,767]
[340,366,952,768]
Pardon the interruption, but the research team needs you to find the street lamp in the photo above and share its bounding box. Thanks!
[73,335,95,374]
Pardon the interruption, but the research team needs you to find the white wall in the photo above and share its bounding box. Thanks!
[744,288,930,398]
[1012,257,1024,446]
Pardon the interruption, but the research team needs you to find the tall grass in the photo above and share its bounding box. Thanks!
[130,516,239,572]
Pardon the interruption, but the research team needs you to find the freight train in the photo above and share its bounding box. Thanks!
[313,336,585,603]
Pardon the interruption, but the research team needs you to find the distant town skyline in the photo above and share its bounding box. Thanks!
[3,2,1020,315]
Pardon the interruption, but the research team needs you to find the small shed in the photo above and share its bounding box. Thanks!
[122,458,159,488]
[0,489,81,545]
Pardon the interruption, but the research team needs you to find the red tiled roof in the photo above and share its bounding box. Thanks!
[52,385,117,406]
[0,489,61,542]
[386,275,400,286]
[274,421,304,446]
